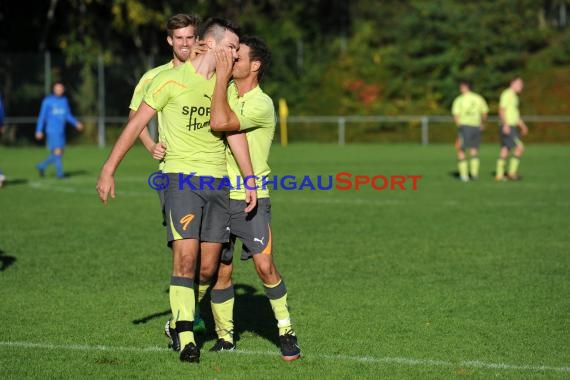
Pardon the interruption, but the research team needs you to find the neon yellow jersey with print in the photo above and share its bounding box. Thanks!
[144,62,226,177]
[225,83,275,200]
[451,91,489,127]
[500,88,520,126]
[129,61,173,171]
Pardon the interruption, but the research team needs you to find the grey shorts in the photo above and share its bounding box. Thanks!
[164,174,230,244]
[458,126,481,150]
[221,198,272,262]
[500,125,523,150]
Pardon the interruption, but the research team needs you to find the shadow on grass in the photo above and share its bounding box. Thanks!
[2,178,28,187]
[131,309,171,325]
[0,249,16,271]
[63,169,89,178]
[132,283,279,349]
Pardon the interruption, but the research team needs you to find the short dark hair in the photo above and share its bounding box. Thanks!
[167,14,200,37]
[459,79,472,89]
[240,35,272,82]
[198,17,240,41]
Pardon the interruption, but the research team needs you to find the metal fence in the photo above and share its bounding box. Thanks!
[3,114,570,147]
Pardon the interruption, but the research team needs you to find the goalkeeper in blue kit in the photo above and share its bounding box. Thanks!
[35,82,83,178]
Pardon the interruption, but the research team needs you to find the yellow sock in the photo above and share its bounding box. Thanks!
[508,157,520,176]
[469,157,480,178]
[264,280,293,336]
[211,286,235,343]
[198,282,210,303]
[169,277,195,347]
[458,160,468,181]
[496,159,506,179]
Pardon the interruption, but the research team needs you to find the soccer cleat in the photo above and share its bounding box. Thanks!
[507,174,523,181]
[279,331,301,361]
[494,175,506,182]
[179,342,200,363]
[36,165,45,177]
[164,319,181,352]
[209,338,235,352]
[459,176,469,182]
[0,174,5,188]
[193,314,206,334]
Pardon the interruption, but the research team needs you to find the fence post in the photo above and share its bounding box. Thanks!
[97,54,106,148]
[338,116,346,145]
[421,116,429,145]
[44,51,51,96]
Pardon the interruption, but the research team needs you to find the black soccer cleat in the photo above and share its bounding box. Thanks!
[279,331,301,361]
[164,319,180,352]
[179,342,200,363]
[209,338,235,352]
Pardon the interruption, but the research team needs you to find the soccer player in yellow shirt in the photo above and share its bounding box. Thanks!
[96,17,256,364]
[208,36,301,361]
[127,13,208,346]
[496,77,528,181]
[451,80,489,182]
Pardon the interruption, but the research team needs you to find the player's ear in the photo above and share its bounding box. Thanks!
[167,35,173,47]
[204,37,215,49]
[251,60,261,73]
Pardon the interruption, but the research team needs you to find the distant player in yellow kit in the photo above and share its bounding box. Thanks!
[495,77,528,181]
[451,80,489,182]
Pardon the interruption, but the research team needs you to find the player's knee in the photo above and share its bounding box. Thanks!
[254,257,278,282]
[200,262,218,282]
[53,148,63,155]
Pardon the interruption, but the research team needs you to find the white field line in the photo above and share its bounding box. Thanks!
[1,341,569,373]
[27,181,570,207]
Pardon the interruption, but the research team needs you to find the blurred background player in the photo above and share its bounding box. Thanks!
[496,76,528,181]
[35,82,83,178]
[0,94,5,188]
[127,12,207,349]
[208,36,301,361]
[451,80,489,182]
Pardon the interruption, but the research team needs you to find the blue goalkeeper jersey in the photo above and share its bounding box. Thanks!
[35,95,78,135]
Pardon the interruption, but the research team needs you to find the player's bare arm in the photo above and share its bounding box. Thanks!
[96,102,156,204]
[519,119,528,136]
[226,132,257,213]
[210,47,241,132]
[499,107,510,134]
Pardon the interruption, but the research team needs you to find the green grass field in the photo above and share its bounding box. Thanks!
[0,143,569,379]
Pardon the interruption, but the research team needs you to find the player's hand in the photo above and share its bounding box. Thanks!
[76,122,84,132]
[35,132,44,140]
[152,142,167,160]
[190,41,208,59]
[480,124,485,131]
[243,176,257,213]
[502,124,511,135]
[214,47,234,83]
[96,172,116,204]
[521,126,528,136]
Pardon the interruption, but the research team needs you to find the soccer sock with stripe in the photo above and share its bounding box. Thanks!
[169,276,195,347]
[210,286,235,343]
[264,279,293,336]
[54,154,64,178]
[508,157,520,176]
[496,158,506,179]
[469,157,480,178]
[458,159,469,180]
